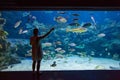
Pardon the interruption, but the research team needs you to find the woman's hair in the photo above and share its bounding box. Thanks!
[33,28,38,36]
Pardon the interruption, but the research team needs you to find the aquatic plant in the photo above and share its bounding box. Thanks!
[0,39,21,70]
[0,30,9,40]
[0,53,21,70]
[0,17,22,70]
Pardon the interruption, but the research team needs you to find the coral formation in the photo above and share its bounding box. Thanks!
[0,30,8,40]
[0,15,21,70]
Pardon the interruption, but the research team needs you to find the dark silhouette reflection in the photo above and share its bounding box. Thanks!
[32,72,41,80]
[30,28,54,79]
[36,73,40,80]
[32,73,36,80]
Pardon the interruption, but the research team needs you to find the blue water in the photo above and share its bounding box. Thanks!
[0,10,120,70]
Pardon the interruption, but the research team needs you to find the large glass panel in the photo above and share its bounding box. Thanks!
[0,10,120,71]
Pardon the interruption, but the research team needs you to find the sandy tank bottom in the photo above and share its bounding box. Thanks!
[1,55,120,71]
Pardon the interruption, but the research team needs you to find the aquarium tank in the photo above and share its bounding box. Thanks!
[0,10,120,71]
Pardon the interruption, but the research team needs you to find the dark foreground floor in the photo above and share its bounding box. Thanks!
[0,70,120,80]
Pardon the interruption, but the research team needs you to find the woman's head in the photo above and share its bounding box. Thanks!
[33,28,38,36]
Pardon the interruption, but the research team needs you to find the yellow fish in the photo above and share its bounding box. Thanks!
[66,27,88,33]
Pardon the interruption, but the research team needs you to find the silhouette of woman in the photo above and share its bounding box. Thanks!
[30,27,54,74]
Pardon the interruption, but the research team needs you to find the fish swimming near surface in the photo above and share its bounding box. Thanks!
[90,16,97,29]
[54,16,67,23]
[14,20,22,28]
[66,27,88,33]
[91,16,96,25]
